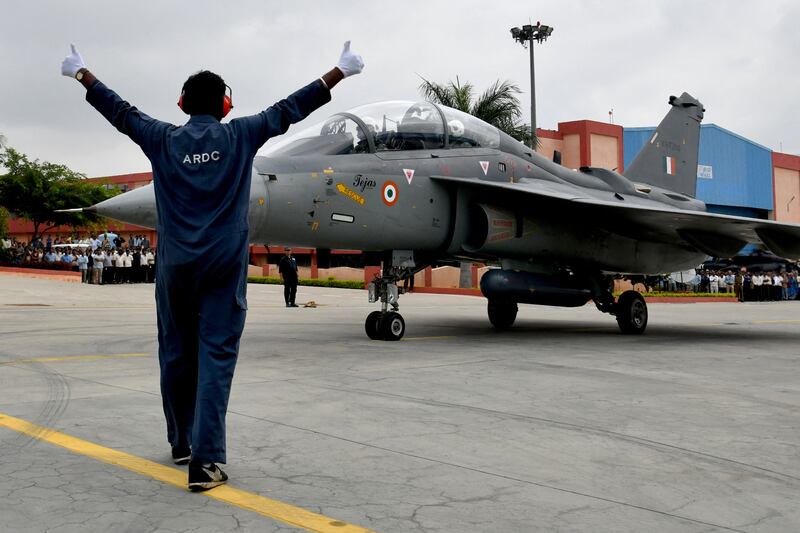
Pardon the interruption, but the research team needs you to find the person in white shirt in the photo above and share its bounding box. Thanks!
[103,250,113,284]
[709,272,719,294]
[765,272,775,301]
[723,272,735,293]
[91,250,105,284]
[751,273,764,301]
[772,273,785,301]
[122,250,133,283]
[113,250,123,284]
[77,251,89,283]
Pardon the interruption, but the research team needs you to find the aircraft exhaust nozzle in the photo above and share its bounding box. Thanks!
[480,269,592,308]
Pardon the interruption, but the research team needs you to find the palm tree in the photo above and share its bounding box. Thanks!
[418,77,537,148]
[419,78,538,288]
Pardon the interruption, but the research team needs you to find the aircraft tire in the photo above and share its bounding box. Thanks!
[488,300,517,329]
[616,291,648,335]
[365,311,383,340]
[380,311,405,341]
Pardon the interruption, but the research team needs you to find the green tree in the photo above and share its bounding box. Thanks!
[0,147,117,242]
[419,77,537,148]
[0,206,8,238]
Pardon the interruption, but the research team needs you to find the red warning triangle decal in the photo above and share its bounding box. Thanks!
[403,168,414,184]
[479,161,490,176]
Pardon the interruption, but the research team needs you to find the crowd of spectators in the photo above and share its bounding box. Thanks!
[658,269,799,301]
[0,232,156,285]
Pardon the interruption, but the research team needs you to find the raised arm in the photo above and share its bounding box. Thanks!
[238,41,364,149]
[61,44,168,152]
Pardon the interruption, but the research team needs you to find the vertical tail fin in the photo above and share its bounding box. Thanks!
[624,92,705,197]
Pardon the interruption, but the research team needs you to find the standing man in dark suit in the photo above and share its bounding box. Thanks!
[278,247,299,307]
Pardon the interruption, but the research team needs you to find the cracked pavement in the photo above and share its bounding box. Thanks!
[1,275,799,532]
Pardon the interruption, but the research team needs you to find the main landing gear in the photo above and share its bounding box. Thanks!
[487,300,518,329]
[613,290,648,334]
[365,270,406,341]
[482,274,649,335]
[594,281,648,335]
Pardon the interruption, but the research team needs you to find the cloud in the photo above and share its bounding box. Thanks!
[1,0,797,177]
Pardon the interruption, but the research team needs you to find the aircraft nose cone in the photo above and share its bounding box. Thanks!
[92,184,157,229]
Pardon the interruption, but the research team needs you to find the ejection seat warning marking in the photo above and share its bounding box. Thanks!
[403,168,414,184]
[336,183,365,205]
[0,411,376,533]
[323,167,335,174]
[479,161,489,175]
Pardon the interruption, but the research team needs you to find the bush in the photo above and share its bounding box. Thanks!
[644,291,736,298]
[0,261,77,271]
[248,276,364,290]
[614,290,736,298]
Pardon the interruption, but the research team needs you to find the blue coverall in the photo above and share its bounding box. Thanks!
[87,78,331,463]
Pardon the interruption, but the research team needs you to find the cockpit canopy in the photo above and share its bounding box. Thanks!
[262,101,501,157]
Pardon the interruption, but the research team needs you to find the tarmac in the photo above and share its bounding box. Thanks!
[0,274,798,533]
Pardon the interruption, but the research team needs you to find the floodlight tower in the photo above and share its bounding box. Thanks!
[510,22,553,147]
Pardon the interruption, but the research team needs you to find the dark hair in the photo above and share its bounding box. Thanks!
[181,70,226,120]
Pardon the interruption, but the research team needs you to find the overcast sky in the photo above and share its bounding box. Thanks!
[1,0,797,177]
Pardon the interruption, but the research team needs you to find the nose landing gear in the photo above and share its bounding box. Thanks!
[365,275,406,341]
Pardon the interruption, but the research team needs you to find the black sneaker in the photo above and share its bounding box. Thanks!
[171,446,191,465]
[188,462,228,491]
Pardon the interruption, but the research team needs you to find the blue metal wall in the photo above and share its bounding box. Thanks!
[624,124,774,212]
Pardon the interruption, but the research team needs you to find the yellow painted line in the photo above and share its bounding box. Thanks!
[0,412,375,533]
[751,319,800,324]
[402,336,455,341]
[0,353,149,365]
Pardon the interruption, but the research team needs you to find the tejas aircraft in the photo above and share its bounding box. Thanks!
[78,94,800,340]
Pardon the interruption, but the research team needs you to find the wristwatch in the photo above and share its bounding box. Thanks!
[76,69,86,81]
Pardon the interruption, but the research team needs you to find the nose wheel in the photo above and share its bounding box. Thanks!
[365,275,407,341]
[365,311,406,341]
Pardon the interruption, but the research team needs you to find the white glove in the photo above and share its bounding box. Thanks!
[61,44,86,78]
[336,41,364,78]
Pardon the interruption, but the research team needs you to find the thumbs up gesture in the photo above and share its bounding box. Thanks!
[61,44,86,78]
[336,41,364,78]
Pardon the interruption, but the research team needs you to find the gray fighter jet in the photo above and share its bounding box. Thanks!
[81,94,800,340]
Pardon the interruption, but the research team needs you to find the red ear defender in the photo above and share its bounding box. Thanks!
[221,84,234,118]
[177,91,185,112]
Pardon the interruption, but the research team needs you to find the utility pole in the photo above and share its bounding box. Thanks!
[510,22,554,148]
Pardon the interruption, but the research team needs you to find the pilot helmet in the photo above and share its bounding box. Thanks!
[361,116,379,133]
[358,116,379,140]
[447,119,465,137]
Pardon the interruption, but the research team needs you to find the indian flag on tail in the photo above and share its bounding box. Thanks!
[663,156,676,175]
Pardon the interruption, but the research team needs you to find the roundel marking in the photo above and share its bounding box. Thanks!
[382,181,399,206]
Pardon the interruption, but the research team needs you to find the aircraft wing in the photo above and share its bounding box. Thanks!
[430,175,800,259]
